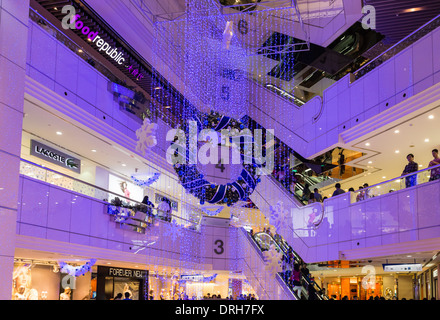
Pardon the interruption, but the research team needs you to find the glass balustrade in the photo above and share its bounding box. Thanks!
[19,159,201,231]
[352,164,440,203]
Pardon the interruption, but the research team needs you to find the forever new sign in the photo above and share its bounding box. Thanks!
[30,140,81,174]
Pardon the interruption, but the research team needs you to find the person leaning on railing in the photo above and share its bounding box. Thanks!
[429,149,440,181]
[402,153,419,188]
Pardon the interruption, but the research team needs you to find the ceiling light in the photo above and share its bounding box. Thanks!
[395,150,400,154]
[394,130,399,134]
[78,49,83,53]
[154,87,162,90]
[402,7,424,13]
[419,164,423,167]
[365,143,370,146]
[429,115,434,119]
[368,161,372,164]
[382,176,386,179]
[425,138,429,142]
[91,149,97,152]
[56,131,62,135]
[165,106,171,109]
[122,164,126,167]
[407,255,412,258]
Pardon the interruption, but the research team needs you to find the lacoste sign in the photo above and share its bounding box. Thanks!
[30,140,81,174]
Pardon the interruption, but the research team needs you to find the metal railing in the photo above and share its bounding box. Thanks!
[248,230,327,300]
[352,163,440,202]
[19,159,201,231]
[354,14,440,80]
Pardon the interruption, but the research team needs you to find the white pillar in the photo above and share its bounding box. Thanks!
[0,0,30,300]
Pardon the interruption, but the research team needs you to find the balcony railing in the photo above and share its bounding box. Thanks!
[352,163,440,202]
[19,159,201,231]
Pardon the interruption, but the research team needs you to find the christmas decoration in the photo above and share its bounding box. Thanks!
[170,110,262,206]
[136,117,158,156]
[58,259,97,277]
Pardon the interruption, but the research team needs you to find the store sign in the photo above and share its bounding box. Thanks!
[30,140,81,174]
[180,274,217,282]
[383,264,423,272]
[98,266,147,279]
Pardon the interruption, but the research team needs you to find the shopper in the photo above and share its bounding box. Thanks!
[402,154,419,188]
[123,292,132,300]
[362,183,370,199]
[302,183,311,202]
[332,183,345,197]
[291,264,303,299]
[141,195,154,207]
[157,197,171,222]
[313,188,322,202]
[112,293,123,300]
[308,192,316,204]
[356,186,364,202]
[429,149,440,181]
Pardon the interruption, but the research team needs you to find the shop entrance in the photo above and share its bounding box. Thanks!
[96,266,148,300]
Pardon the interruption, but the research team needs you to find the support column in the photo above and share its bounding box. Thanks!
[0,0,30,300]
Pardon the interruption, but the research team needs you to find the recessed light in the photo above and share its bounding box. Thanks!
[368,161,372,164]
[395,150,400,153]
[365,143,370,146]
[122,164,126,167]
[394,130,400,134]
[78,49,83,53]
[91,149,97,152]
[429,115,434,119]
[419,164,423,167]
[382,176,386,179]
[154,87,162,90]
[425,138,429,142]
[56,131,62,135]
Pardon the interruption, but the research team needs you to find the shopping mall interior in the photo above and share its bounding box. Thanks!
[1,0,440,302]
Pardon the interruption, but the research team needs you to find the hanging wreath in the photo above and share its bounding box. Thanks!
[170,111,262,206]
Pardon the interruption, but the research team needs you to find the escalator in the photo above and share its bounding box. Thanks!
[239,228,298,300]
[251,231,328,300]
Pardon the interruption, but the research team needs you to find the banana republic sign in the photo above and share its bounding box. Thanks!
[30,140,81,174]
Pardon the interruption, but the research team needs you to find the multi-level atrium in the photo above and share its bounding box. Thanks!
[2,0,440,310]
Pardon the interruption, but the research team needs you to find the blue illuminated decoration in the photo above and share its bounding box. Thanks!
[171,110,261,206]
[59,259,97,277]
[130,172,161,187]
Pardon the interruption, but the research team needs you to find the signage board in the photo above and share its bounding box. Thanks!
[98,266,147,279]
[382,264,423,272]
[30,140,81,174]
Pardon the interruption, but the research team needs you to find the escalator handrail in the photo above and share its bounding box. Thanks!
[259,232,328,300]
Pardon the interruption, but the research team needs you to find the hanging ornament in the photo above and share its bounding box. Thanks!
[58,259,97,277]
[136,117,158,156]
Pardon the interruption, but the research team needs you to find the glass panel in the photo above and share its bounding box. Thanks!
[353,164,440,202]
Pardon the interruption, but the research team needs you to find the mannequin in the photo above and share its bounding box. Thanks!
[60,287,71,300]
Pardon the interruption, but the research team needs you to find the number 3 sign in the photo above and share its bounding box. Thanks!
[214,239,224,255]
